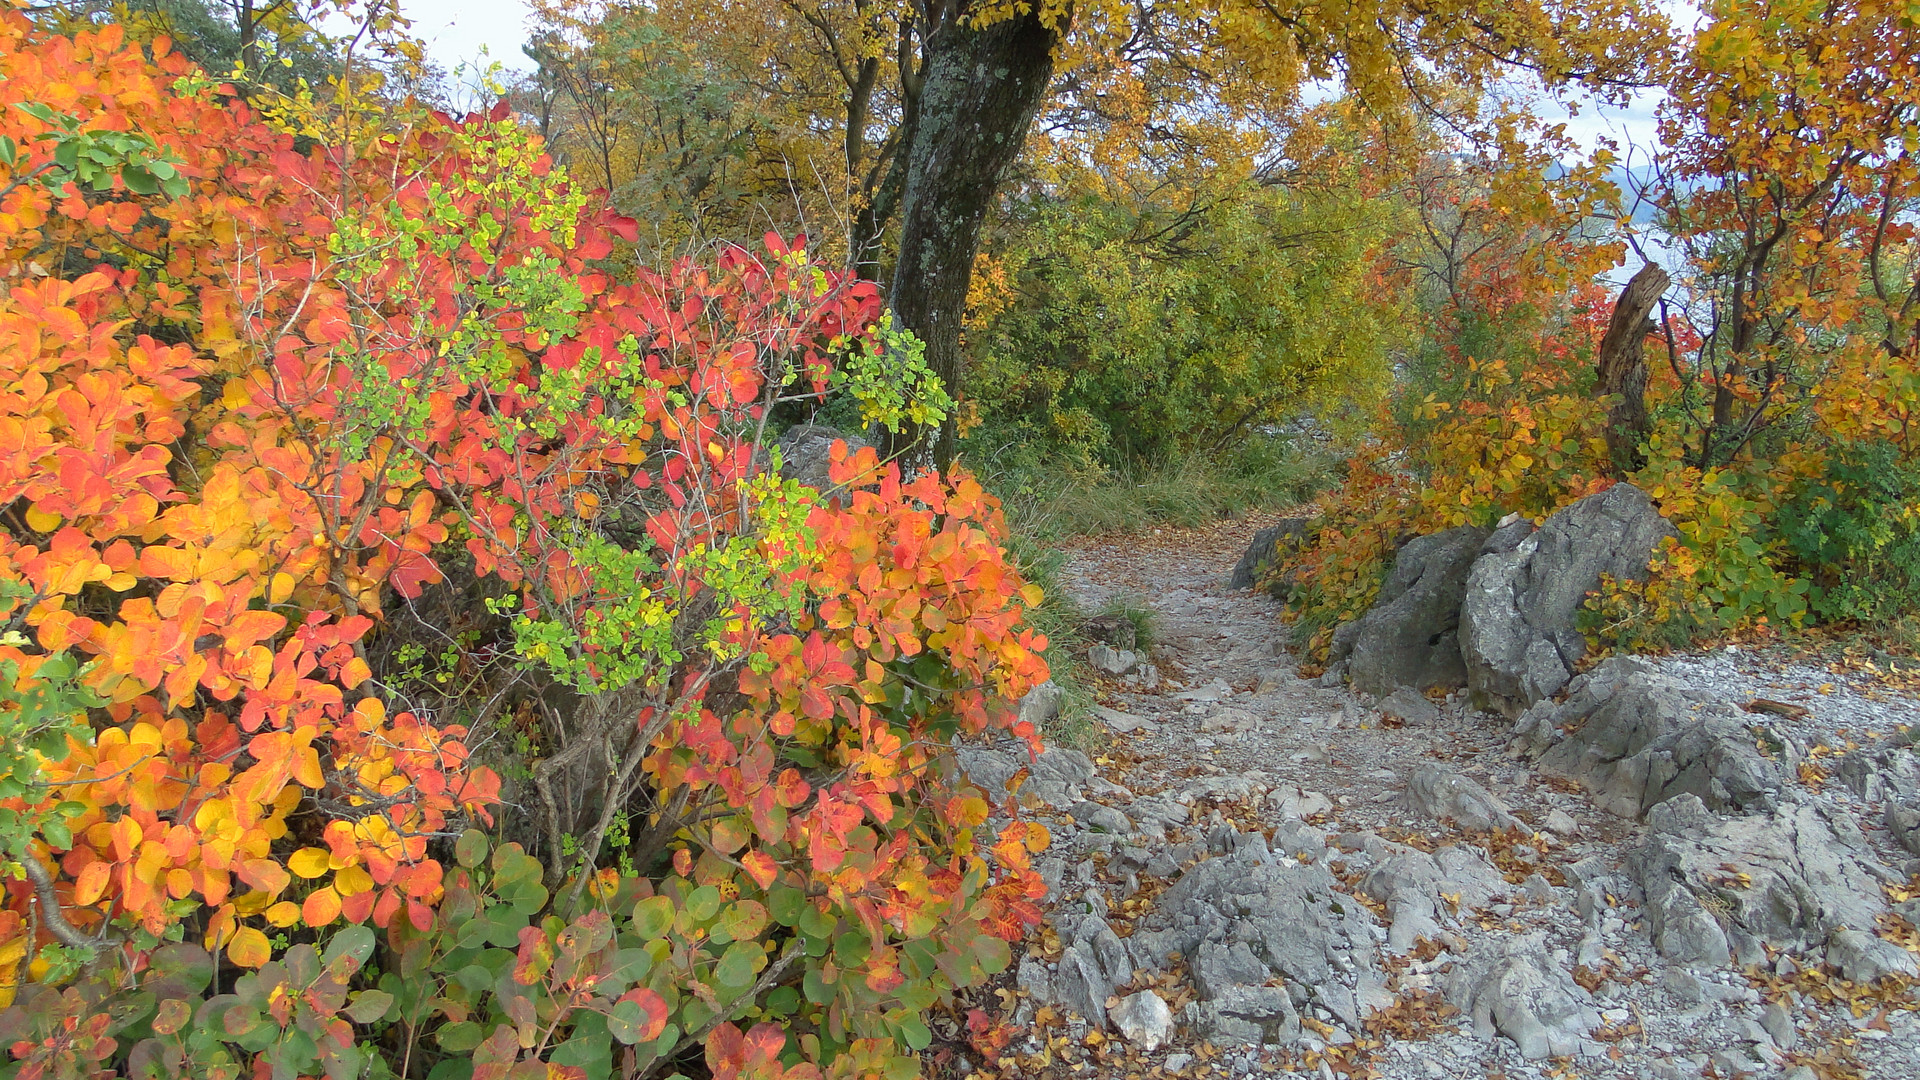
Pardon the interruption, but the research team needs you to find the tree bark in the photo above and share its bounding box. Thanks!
[885,6,1064,468]
[1595,262,1669,475]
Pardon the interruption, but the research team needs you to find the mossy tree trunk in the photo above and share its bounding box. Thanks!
[885,5,1064,468]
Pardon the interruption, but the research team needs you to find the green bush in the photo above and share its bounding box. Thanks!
[1778,442,1920,623]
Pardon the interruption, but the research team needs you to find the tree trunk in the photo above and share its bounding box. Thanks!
[885,7,1064,468]
[1595,262,1669,475]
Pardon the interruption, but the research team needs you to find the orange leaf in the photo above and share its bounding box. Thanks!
[741,851,778,889]
[222,610,287,651]
[73,861,112,906]
[238,858,290,896]
[303,886,342,926]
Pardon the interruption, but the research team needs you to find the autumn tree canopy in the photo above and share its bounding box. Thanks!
[519,0,1675,463]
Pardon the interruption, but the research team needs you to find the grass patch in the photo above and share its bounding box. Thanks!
[1092,593,1157,650]
[975,436,1335,543]
[999,529,1103,751]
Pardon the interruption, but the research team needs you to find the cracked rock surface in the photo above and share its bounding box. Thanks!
[970,517,1920,1080]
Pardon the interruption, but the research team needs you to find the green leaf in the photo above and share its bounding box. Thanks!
[631,895,674,940]
[712,940,762,990]
[684,885,720,923]
[797,904,835,942]
[435,1021,484,1052]
[832,932,869,968]
[972,934,1011,975]
[898,1014,932,1051]
[802,965,835,1004]
[40,818,70,849]
[345,990,393,1023]
[718,901,768,943]
[768,886,805,927]
[323,926,376,971]
[607,947,653,988]
[455,829,489,868]
[121,165,159,195]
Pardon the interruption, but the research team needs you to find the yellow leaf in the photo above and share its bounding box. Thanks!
[335,865,374,896]
[23,504,60,532]
[269,572,296,605]
[289,847,332,879]
[227,926,272,967]
[1025,822,1052,853]
[265,901,301,927]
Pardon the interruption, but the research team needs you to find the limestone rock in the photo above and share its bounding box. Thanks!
[1827,927,1920,983]
[1630,795,1894,967]
[1110,991,1175,1051]
[1886,800,1920,856]
[1835,747,1920,803]
[1523,659,1786,819]
[1269,784,1334,820]
[1340,525,1491,696]
[1376,687,1441,726]
[1093,705,1155,734]
[1514,656,1673,763]
[1186,985,1301,1046]
[1192,941,1270,998]
[1231,519,1311,594]
[1361,842,1508,952]
[1127,842,1383,1045]
[1089,645,1141,676]
[1459,484,1677,716]
[957,745,1094,808]
[1069,800,1133,835]
[1446,935,1602,1060]
[1080,613,1138,649]
[1406,763,1523,833]
[1018,680,1064,729]
[1051,918,1133,1028]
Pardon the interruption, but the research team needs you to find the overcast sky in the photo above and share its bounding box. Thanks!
[399,0,537,73]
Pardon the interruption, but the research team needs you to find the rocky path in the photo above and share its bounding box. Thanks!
[962,519,1920,1080]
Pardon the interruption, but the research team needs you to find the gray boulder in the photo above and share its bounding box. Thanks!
[1340,525,1492,696]
[1231,519,1312,595]
[1446,935,1602,1060]
[1051,917,1134,1028]
[1406,763,1524,833]
[1511,656,1670,760]
[1887,800,1920,856]
[1827,927,1920,983]
[775,424,869,492]
[1127,840,1383,1045]
[956,744,1094,808]
[1018,681,1064,729]
[1186,985,1301,1046]
[1459,484,1678,716]
[1596,713,1785,819]
[1522,660,1787,819]
[1361,841,1509,952]
[1630,795,1894,968]
[1376,687,1441,726]
[1088,644,1142,675]
[1109,991,1175,1051]
[1835,746,1920,803]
